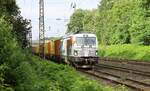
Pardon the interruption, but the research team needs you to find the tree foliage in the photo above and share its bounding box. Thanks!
[0,0,31,48]
[0,0,19,16]
[10,15,31,48]
[68,9,97,33]
[67,0,150,45]
[68,9,86,32]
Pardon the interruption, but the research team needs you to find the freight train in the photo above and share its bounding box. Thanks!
[32,33,99,68]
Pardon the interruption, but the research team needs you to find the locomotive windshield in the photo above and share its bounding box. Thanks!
[76,37,96,46]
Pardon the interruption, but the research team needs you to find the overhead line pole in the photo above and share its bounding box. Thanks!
[39,0,45,58]
[29,20,32,48]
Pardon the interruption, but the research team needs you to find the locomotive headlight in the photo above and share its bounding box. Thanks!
[96,50,98,55]
[74,50,78,56]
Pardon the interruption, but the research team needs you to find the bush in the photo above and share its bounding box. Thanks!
[99,44,150,61]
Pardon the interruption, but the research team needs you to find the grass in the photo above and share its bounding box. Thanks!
[98,44,150,61]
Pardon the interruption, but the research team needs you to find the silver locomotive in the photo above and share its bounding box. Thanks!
[60,33,99,68]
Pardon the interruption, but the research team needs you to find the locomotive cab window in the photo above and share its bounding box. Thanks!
[76,37,96,46]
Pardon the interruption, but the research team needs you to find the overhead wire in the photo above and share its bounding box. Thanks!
[20,0,75,38]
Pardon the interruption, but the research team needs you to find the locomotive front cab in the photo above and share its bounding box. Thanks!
[70,33,99,68]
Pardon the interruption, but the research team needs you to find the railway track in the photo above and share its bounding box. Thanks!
[96,64,150,77]
[99,60,150,75]
[99,57,150,67]
[79,58,150,91]
[80,69,150,91]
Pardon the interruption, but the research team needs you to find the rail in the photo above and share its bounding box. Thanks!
[79,57,150,91]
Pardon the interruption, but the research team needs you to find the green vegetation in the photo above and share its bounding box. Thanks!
[0,18,128,91]
[0,0,31,48]
[68,0,150,45]
[99,44,150,61]
[68,9,97,33]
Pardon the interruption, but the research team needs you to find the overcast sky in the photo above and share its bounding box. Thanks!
[17,0,100,40]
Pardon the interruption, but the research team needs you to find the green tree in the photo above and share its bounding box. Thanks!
[0,0,31,48]
[67,9,86,32]
[10,15,31,48]
[97,0,150,45]
[83,10,97,32]
[0,0,19,16]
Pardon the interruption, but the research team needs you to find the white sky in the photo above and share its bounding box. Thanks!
[17,0,100,40]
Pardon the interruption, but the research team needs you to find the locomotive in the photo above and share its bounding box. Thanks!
[32,33,99,68]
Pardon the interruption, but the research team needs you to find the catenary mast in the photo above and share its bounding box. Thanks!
[39,0,45,58]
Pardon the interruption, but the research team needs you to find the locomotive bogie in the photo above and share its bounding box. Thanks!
[68,57,99,68]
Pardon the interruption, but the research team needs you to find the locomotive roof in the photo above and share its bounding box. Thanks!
[62,33,96,39]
